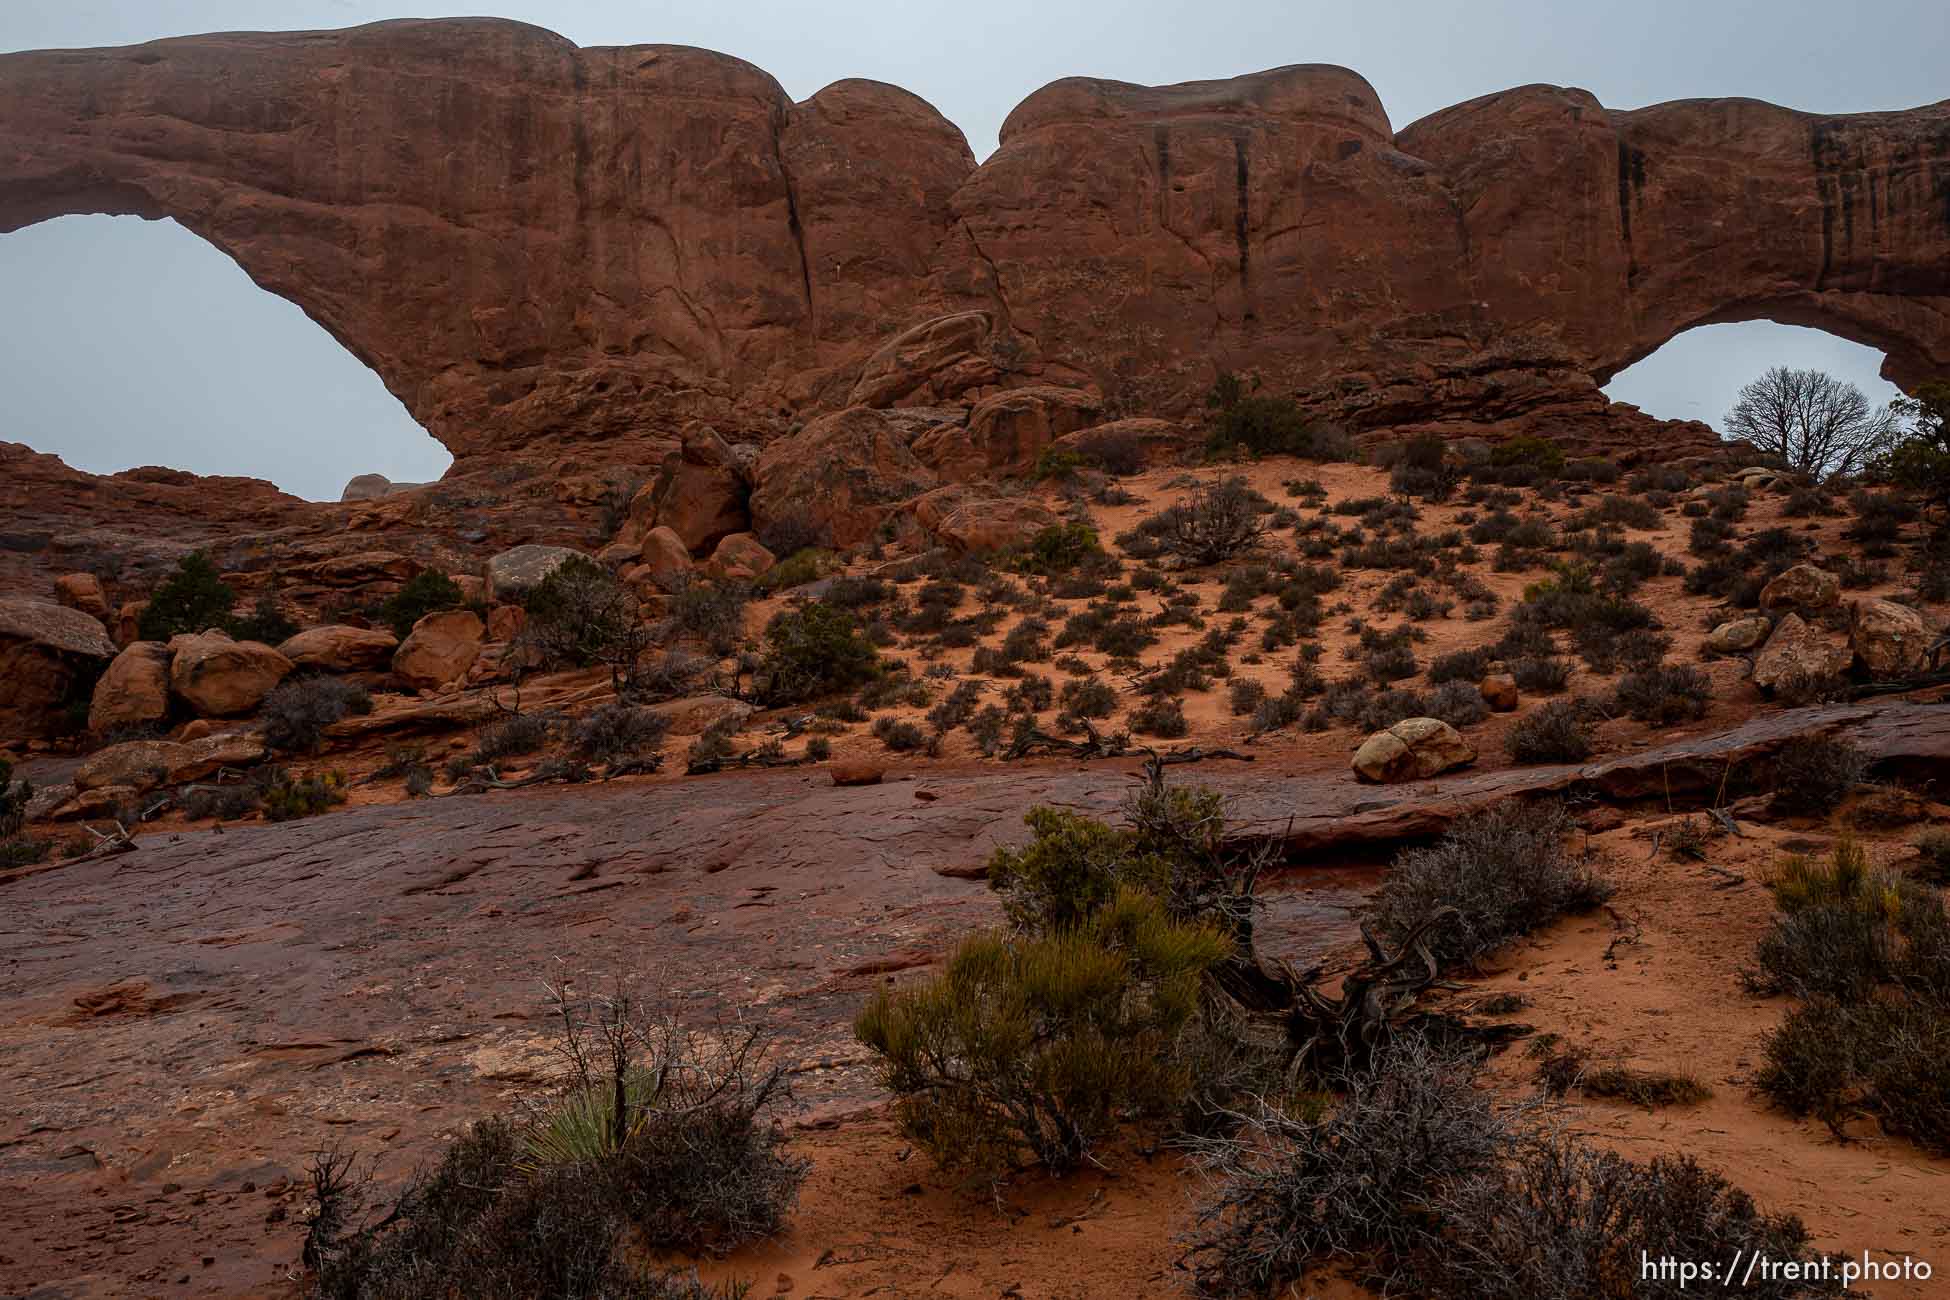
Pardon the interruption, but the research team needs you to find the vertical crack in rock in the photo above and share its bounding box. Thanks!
[772,111,816,335]
[1233,135,1254,323]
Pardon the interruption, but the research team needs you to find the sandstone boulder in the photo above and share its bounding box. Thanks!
[913,385,1102,480]
[276,625,399,674]
[631,426,749,554]
[1050,418,1194,473]
[88,641,172,733]
[0,597,119,740]
[646,695,755,736]
[1759,564,1840,612]
[848,311,1002,408]
[1705,616,1773,656]
[113,600,146,646]
[486,605,526,643]
[1751,613,1853,692]
[75,739,184,793]
[1850,598,1933,678]
[749,407,937,549]
[340,473,425,501]
[705,533,776,581]
[931,497,1061,554]
[830,761,887,787]
[1479,674,1519,712]
[392,611,485,691]
[639,526,695,593]
[53,572,110,621]
[168,631,293,717]
[1351,717,1476,783]
[486,544,589,603]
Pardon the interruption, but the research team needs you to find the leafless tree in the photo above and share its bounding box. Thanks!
[1723,365,1897,477]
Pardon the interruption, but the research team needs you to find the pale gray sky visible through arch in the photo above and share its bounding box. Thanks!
[1,1,1943,500]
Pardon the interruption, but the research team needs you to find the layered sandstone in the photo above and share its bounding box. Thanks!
[4,19,1944,471]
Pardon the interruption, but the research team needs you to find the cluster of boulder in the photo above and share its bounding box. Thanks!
[594,390,1194,586]
[1711,564,1938,689]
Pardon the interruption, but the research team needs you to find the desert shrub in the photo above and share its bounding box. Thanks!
[1369,801,1608,967]
[1563,457,1621,484]
[1011,523,1105,576]
[1574,494,1662,530]
[1509,655,1572,694]
[1613,662,1712,724]
[138,551,237,640]
[519,556,650,679]
[0,759,27,839]
[181,779,265,821]
[1426,647,1493,685]
[1131,697,1188,738]
[1426,681,1489,728]
[228,594,299,645]
[855,888,1227,1178]
[379,569,465,640]
[1058,676,1117,720]
[1750,840,1950,1152]
[1184,1033,1830,1300]
[310,1001,802,1299]
[1488,435,1566,474]
[1144,478,1269,565]
[663,579,748,657]
[1767,736,1869,817]
[569,703,669,762]
[1358,626,1419,685]
[685,718,738,769]
[1630,464,1694,494]
[1506,698,1598,764]
[872,715,927,752]
[260,768,349,822]
[261,677,374,752]
[1740,526,1816,576]
[471,711,553,764]
[926,680,985,733]
[1206,393,1350,461]
[1227,677,1268,717]
[753,604,879,706]
[1916,829,1950,885]
[1708,484,1751,521]
[822,574,890,610]
[754,547,830,593]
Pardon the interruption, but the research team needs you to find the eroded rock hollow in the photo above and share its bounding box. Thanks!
[3,18,1947,470]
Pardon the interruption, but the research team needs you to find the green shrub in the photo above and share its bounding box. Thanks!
[664,579,749,657]
[754,604,879,706]
[871,715,927,752]
[854,888,1228,1178]
[1131,697,1189,738]
[1010,523,1105,576]
[1751,840,1950,1153]
[519,556,649,676]
[379,569,465,640]
[260,768,348,822]
[138,551,236,640]
[227,594,299,644]
[1032,446,1085,481]
[1205,395,1349,461]
[1488,435,1565,473]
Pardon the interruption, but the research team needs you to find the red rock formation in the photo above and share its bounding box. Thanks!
[2,20,1947,470]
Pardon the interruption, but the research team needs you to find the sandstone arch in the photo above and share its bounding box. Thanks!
[3,18,1947,469]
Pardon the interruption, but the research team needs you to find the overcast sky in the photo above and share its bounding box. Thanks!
[2,2,1943,499]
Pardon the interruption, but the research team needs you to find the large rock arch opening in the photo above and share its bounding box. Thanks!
[0,213,450,500]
